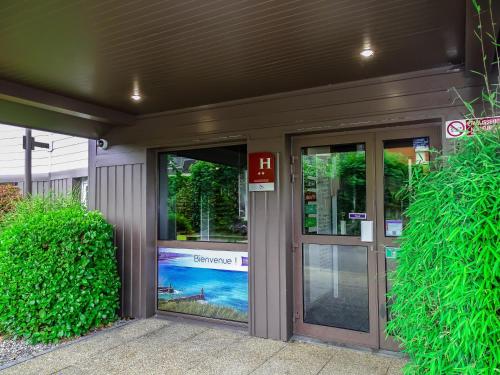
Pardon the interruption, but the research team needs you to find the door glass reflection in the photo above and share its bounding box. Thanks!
[383,137,430,321]
[303,244,369,332]
[383,137,430,237]
[302,144,366,236]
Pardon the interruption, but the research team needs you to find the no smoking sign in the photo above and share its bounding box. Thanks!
[445,117,499,139]
[446,120,466,138]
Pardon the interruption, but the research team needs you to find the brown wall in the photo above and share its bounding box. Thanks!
[88,143,155,319]
[89,67,478,341]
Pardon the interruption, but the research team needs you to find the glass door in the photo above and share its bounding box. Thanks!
[375,126,441,350]
[292,133,379,348]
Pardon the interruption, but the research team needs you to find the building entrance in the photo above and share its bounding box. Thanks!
[292,125,441,349]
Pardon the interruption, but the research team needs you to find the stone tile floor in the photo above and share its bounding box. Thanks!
[0,317,406,375]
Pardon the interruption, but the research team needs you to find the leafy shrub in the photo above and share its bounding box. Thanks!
[0,197,120,343]
[0,184,21,219]
[387,129,500,374]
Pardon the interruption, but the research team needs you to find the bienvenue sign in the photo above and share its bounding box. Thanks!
[157,248,248,272]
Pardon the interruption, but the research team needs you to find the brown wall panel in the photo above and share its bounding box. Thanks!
[248,135,292,341]
[89,141,151,319]
[94,163,146,318]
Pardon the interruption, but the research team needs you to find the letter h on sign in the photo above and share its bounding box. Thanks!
[249,152,275,192]
[259,157,271,171]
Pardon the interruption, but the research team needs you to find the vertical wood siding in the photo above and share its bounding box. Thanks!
[93,162,145,318]
[7,178,73,197]
[248,136,292,341]
[50,178,72,196]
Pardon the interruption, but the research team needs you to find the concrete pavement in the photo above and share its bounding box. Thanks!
[1,318,406,375]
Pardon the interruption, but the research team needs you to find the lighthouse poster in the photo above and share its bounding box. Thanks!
[157,248,248,322]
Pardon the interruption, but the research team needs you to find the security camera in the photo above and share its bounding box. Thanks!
[97,139,109,150]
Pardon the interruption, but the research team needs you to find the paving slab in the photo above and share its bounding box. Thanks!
[0,318,406,375]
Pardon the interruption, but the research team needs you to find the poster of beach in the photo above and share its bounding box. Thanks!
[157,248,248,322]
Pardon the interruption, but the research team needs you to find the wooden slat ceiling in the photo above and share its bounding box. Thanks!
[0,0,465,115]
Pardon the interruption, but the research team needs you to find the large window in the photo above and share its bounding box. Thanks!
[158,145,248,243]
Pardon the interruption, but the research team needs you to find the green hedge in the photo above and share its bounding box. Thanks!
[0,197,120,343]
[387,129,500,374]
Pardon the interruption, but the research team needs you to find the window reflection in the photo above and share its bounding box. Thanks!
[383,137,430,237]
[302,143,366,236]
[158,145,248,243]
[383,136,430,322]
[303,244,369,332]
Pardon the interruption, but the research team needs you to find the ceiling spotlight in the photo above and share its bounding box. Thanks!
[360,48,374,58]
[131,93,142,102]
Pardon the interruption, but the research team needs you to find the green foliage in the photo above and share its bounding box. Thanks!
[0,184,22,220]
[452,0,499,119]
[0,197,120,343]
[168,157,244,239]
[387,129,500,374]
[158,300,248,322]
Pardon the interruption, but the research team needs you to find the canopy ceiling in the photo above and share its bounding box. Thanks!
[0,0,466,116]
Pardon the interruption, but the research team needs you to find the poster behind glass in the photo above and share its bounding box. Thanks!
[157,248,248,322]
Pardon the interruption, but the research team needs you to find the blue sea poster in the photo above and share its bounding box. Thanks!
[157,248,248,322]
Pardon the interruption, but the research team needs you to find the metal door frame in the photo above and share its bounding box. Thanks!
[291,124,442,350]
[292,132,379,348]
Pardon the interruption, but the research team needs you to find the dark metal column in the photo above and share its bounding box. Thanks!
[24,128,32,196]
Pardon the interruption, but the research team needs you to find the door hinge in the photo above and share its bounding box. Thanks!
[292,242,299,253]
[295,311,301,321]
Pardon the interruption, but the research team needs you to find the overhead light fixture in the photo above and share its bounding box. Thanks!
[131,93,142,102]
[360,48,374,58]
[131,78,142,102]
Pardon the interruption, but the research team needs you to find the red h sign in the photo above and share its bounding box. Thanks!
[248,152,275,191]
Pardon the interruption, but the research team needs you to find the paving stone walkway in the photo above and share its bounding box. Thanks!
[1,318,406,375]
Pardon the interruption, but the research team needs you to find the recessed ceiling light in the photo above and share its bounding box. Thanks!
[131,93,142,102]
[360,48,374,58]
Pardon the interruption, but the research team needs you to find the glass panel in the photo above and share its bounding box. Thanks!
[158,145,247,243]
[303,244,369,332]
[383,137,430,237]
[302,143,366,236]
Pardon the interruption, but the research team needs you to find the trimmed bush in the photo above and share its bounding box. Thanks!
[0,197,120,343]
[0,184,21,219]
[387,129,500,374]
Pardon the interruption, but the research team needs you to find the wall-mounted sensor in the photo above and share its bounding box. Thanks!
[97,139,109,150]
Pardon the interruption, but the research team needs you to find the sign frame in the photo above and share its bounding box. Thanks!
[248,152,276,192]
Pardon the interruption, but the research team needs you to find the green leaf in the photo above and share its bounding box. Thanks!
[0,196,120,344]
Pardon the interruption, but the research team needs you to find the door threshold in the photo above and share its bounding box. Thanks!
[291,334,406,359]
